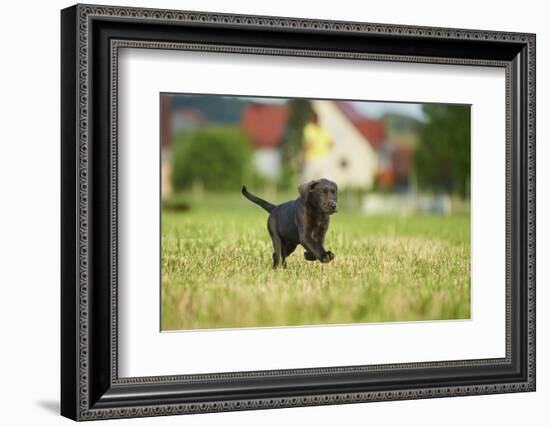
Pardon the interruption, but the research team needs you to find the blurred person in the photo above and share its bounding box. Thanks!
[301,111,333,183]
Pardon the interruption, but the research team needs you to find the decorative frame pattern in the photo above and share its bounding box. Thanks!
[61,3,536,421]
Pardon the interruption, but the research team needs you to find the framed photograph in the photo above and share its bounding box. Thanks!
[61,3,536,421]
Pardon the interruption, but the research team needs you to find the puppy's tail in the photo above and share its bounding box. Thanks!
[241,185,275,213]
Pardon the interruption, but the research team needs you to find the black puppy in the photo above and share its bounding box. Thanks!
[242,179,338,268]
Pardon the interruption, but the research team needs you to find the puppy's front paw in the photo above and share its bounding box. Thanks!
[321,251,335,263]
[304,251,316,261]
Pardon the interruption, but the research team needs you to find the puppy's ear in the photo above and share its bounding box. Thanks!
[298,180,319,202]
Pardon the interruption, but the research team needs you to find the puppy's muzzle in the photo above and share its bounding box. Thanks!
[326,201,337,214]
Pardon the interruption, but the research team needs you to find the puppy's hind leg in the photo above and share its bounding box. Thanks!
[267,216,282,268]
[281,243,297,268]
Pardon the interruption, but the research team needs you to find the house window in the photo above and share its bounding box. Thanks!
[340,158,348,169]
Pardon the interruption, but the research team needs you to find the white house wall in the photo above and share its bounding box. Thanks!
[253,148,281,179]
[312,101,378,189]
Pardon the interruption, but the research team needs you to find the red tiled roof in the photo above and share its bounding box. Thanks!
[355,119,386,150]
[241,104,289,148]
[334,101,386,150]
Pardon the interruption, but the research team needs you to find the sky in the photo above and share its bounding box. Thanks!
[353,101,425,121]
[243,96,425,121]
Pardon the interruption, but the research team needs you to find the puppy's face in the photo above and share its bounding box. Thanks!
[300,179,338,215]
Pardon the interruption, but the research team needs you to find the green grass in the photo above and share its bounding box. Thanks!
[161,192,471,330]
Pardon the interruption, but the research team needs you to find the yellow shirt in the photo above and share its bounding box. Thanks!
[303,123,332,160]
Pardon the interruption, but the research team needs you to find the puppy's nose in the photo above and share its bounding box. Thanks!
[328,201,337,209]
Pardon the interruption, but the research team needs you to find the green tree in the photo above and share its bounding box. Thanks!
[414,105,471,198]
[279,99,313,189]
[172,126,252,192]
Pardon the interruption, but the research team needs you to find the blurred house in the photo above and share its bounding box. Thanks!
[161,100,207,197]
[383,113,420,191]
[160,94,420,197]
[160,95,173,198]
[310,101,380,189]
[241,103,289,179]
[172,108,206,132]
[239,100,418,189]
[310,101,418,191]
[390,145,414,190]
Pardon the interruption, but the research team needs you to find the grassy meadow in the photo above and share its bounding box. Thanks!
[161,192,471,331]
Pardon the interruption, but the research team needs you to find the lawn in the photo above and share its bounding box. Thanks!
[161,192,471,331]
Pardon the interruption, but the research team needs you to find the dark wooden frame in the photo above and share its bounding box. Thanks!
[61,3,536,421]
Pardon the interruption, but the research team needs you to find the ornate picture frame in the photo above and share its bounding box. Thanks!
[61,3,535,420]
